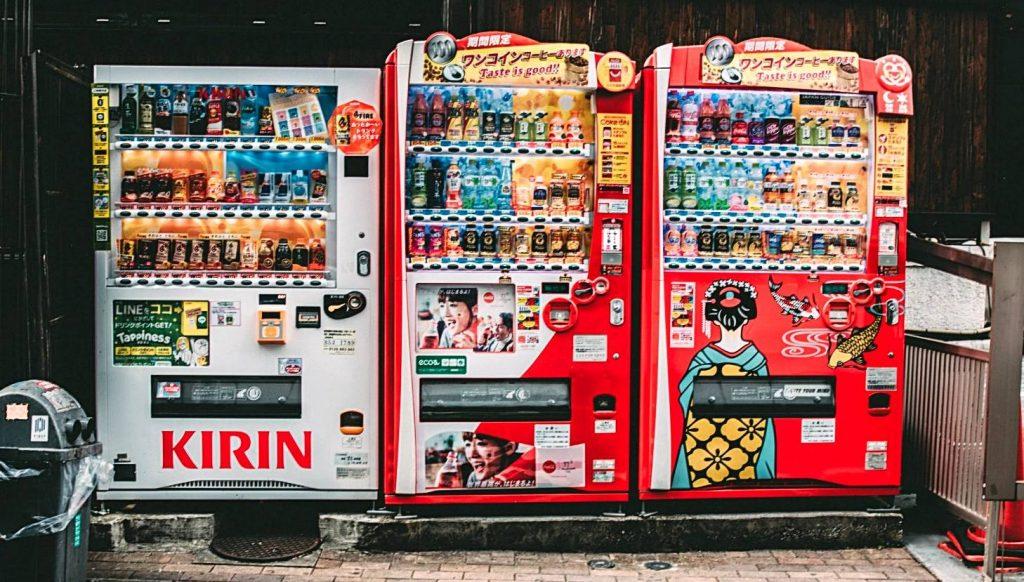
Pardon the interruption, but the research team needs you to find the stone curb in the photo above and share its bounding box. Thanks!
[91,510,901,552]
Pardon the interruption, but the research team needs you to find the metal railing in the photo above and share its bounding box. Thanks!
[905,334,989,526]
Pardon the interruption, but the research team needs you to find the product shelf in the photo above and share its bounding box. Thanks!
[108,271,333,288]
[663,257,865,272]
[664,144,869,161]
[663,209,867,227]
[407,258,587,272]
[408,142,592,158]
[113,203,334,220]
[406,209,588,225]
[113,135,336,152]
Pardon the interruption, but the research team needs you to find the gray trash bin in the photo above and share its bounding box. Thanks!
[0,380,109,582]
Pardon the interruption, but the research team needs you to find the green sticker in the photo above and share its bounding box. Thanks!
[73,513,82,547]
[416,355,467,375]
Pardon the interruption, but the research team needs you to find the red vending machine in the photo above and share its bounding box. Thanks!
[384,31,636,505]
[639,37,913,500]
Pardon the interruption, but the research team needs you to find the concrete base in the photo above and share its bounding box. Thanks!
[91,511,901,552]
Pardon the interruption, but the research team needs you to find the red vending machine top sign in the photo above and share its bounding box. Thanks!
[639,37,912,500]
[383,32,637,505]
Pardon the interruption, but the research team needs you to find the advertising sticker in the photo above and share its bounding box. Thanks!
[113,300,209,366]
[416,284,517,353]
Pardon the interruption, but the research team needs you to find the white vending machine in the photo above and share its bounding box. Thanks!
[92,66,381,499]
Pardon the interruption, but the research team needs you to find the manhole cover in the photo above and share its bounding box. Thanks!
[644,561,672,571]
[587,559,616,569]
[210,532,321,562]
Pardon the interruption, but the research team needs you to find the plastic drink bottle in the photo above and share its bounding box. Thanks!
[410,158,428,208]
[681,225,698,257]
[206,86,223,135]
[748,111,765,145]
[664,160,682,208]
[666,93,682,143]
[696,162,714,210]
[411,90,429,138]
[241,87,258,135]
[155,85,172,134]
[463,95,481,141]
[664,224,681,256]
[567,111,583,147]
[681,91,699,143]
[731,110,749,144]
[714,96,732,145]
[445,160,462,209]
[497,163,513,211]
[461,158,479,210]
[681,161,698,209]
[713,162,730,210]
[139,85,155,134]
[764,96,780,144]
[121,84,139,134]
[780,97,797,144]
[746,163,764,211]
[223,87,241,134]
[428,91,446,139]
[446,94,464,141]
[548,111,565,145]
[698,97,715,143]
[729,161,747,210]
[188,87,207,135]
[478,159,498,210]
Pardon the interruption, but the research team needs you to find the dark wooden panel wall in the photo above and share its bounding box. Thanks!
[453,0,998,223]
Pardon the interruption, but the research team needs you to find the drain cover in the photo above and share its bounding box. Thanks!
[210,532,321,562]
[587,559,616,569]
[644,561,672,571]
[210,503,321,563]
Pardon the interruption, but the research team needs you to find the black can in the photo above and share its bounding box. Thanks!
[531,226,549,257]
[696,228,714,256]
[135,238,156,270]
[713,227,731,257]
[462,227,480,256]
[479,226,497,256]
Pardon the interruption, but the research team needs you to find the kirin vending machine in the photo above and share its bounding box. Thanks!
[92,66,382,499]
[639,38,913,500]
[384,32,636,504]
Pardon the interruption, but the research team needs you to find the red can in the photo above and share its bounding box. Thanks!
[427,225,444,258]
[408,225,427,257]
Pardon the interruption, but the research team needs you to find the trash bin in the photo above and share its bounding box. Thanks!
[0,379,110,582]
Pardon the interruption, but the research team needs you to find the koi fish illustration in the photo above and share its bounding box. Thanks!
[768,276,820,326]
[827,311,882,369]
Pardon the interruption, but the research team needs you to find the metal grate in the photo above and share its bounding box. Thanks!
[210,532,321,563]
[167,480,306,489]
[904,334,989,526]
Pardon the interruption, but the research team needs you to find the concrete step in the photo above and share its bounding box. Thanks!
[91,510,902,552]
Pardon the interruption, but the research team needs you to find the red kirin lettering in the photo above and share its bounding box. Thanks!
[161,431,312,470]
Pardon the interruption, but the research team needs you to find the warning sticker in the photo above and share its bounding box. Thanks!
[593,459,615,471]
[595,419,616,434]
[324,329,357,355]
[801,418,836,443]
[336,467,369,480]
[573,335,607,362]
[867,440,888,452]
[211,301,241,326]
[592,470,615,483]
[866,367,898,391]
[535,424,570,448]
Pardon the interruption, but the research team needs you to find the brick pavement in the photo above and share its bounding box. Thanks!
[87,547,937,581]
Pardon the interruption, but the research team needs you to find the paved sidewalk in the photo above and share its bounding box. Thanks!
[88,547,937,581]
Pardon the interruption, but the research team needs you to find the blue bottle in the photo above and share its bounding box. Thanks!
[241,86,259,136]
[497,161,512,211]
[477,159,498,210]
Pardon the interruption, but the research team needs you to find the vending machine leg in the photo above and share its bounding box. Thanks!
[394,507,418,521]
[366,503,395,516]
[601,504,626,518]
[638,501,658,518]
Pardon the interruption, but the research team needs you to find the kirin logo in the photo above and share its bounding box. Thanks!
[162,430,312,470]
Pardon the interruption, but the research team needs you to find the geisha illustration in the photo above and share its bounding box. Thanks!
[672,279,776,489]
